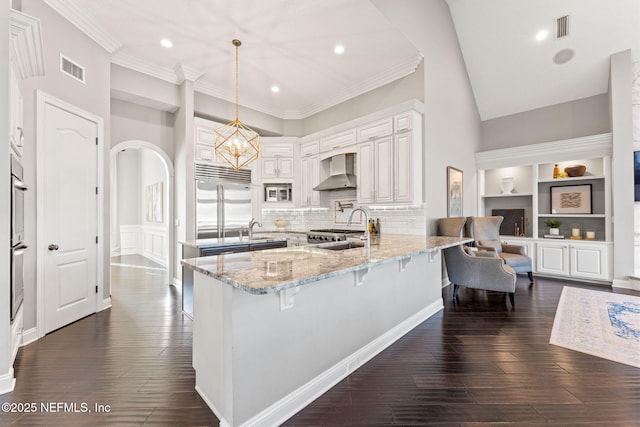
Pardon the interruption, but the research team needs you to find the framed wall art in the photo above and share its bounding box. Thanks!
[447,166,463,217]
[550,184,592,214]
[145,181,164,222]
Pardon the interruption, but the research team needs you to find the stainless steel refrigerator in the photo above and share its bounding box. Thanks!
[195,180,253,239]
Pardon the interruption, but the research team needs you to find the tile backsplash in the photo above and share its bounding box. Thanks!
[261,201,426,235]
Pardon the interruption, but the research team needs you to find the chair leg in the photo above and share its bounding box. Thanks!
[527,271,534,282]
[453,284,460,299]
[508,292,515,307]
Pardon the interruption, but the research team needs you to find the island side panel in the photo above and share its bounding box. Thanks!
[193,272,234,424]
[230,252,443,425]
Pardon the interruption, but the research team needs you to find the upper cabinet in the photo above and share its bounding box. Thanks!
[9,63,24,156]
[319,129,356,154]
[9,9,45,158]
[357,110,423,205]
[259,141,295,180]
[299,141,320,207]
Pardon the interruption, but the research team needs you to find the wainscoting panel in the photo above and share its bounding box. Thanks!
[119,225,168,267]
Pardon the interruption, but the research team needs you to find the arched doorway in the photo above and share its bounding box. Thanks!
[110,141,175,285]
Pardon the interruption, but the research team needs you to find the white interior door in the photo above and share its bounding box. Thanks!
[42,102,98,333]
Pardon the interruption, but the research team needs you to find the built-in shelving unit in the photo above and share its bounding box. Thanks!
[476,133,613,282]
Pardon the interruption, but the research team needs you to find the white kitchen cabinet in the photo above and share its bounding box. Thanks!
[357,137,394,204]
[299,155,320,207]
[536,240,611,281]
[357,113,422,206]
[394,112,413,133]
[9,63,24,156]
[319,129,356,154]
[194,117,223,164]
[356,118,392,142]
[260,142,295,180]
[393,132,413,202]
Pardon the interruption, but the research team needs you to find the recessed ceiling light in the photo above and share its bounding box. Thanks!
[334,44,345,54]
[271,85,280,93]
[160,38,173,48]
[535,30,548,41]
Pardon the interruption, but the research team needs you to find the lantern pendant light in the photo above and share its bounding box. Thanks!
[214,39,260,170]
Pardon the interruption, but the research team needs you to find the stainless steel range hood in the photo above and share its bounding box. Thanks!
[313,153,357,191]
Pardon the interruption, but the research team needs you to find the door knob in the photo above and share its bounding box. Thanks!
[48,244,59,251]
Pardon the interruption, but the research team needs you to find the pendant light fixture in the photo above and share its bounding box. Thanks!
[214,39,260,170]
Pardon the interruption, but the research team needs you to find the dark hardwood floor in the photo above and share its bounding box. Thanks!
[1,258,638,426]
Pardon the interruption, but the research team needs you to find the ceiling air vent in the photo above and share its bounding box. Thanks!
[60,54,85,84]
[556,14,570,39]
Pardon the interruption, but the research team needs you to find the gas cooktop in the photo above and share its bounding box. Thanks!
[306,229,364,243]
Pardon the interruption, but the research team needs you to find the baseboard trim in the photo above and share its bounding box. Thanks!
[101,297,113,311]
[612,278,640,291]
[195,385,231,427]
[21,327,38,347]
[240,300,443,427]
[0,368,15,395]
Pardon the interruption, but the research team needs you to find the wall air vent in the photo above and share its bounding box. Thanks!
[556,15,570,39]
[60,54,85,83]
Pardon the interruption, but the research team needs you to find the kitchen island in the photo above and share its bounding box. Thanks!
[182,234,470,427]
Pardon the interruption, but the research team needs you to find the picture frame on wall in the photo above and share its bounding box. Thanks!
[145,181,164,222]
[447,166,463,217]
[550,184,592,214]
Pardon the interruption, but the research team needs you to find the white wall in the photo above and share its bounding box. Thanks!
[481,94,611,151]
[1,2,13,393]
[372,0,482,235]
[610,50,635,287]
[111,98,175,157]
[19,0,112,329]
[115,148,169,266]
[301,61,425,135]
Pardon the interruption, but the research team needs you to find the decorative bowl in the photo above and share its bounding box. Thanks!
[564,165,586,177]
[274,219,287,228]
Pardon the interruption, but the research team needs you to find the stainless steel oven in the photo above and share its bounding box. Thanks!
[10,243,27,321]
[10,154,27,321]
[11,154,26,245]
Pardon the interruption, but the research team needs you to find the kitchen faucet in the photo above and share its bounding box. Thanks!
[347,208,370,249]
[248,218,262,240]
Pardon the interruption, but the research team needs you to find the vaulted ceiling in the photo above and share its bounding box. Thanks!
[46,0,639,121]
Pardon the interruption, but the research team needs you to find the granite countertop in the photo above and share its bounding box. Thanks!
[181,234,471,294]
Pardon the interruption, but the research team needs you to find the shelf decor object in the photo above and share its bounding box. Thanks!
[214,39,260,170]
[447,166,463,217]
[550,184,592,214]
[570,222,583,240]
[564,164,586,177]
[500,176,514,194]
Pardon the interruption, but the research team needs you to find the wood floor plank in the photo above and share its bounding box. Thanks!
[2,259,639,426]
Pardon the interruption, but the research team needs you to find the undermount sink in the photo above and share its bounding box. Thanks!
[318,240,365,251]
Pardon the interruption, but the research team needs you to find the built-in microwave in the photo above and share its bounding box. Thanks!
[264,184,292,202]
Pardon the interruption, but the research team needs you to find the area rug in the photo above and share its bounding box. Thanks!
[550,286,640,368]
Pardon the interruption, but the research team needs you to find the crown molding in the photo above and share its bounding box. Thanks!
[475,133,613,169]
[10,9,45,79]
[44,0,122,53]
[175,64,205,83]
[112,50,179,84]
[298,54,424,118]
[194,79,285,119]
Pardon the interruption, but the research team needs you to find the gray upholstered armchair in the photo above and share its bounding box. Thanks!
[438,217,517,306]
[468,216,534,282]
